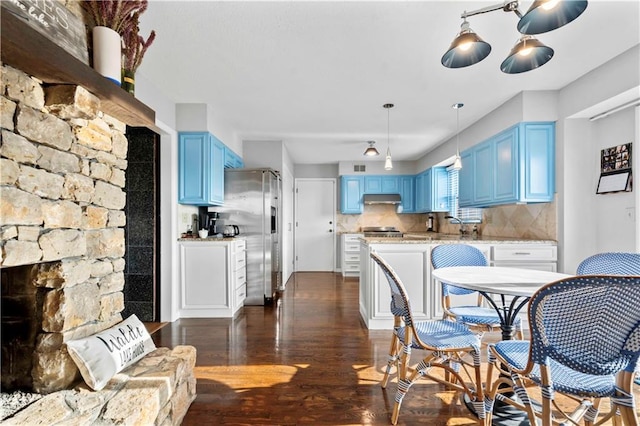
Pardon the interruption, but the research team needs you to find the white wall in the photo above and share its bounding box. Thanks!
[416,91,559,171]
[593,109,636,253]
[243,140,284,171]
[174,103,241,153]
[557,45,640,272]
[281,163,295,286]
[338,161,417,175]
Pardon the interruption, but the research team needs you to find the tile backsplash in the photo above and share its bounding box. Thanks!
[337,200,557,240]
[336,205,428,233]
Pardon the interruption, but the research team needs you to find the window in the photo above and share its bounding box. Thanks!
[447,167,482,223]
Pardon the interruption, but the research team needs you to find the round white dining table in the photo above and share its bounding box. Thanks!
[432,266,572,424]
[432,266,572,340]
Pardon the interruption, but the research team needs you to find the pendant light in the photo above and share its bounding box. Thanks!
[363,141,379,156]
[500,35,554,74]
[383,103,394,171]
[441,18,492,68]
[517,0,588,35]
[441,0,588,73]
[452,103,463,171]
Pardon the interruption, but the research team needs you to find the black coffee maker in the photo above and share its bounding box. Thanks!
[197,208,220,236]
[206,212,219,236]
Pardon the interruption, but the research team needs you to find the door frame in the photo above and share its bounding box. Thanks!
[294,178,337,272]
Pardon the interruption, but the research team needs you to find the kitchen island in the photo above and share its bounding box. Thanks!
[358,233,557,329]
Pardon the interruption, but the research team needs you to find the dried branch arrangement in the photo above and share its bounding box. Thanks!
[83,0,156,73]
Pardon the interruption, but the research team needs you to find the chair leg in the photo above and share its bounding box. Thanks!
[381,335,400,389]
[539,366,554,426]
[617,371,638,426]
[390,345,412,425]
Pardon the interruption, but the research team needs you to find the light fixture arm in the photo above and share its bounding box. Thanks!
[461,0,522,19]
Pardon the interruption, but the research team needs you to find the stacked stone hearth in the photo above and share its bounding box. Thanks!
[1,62,129,392]
[0,65,195,423]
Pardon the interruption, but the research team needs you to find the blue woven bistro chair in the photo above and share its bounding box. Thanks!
[577,252,640,275]
[371,252,486,425]
[577,251,640,388]
[485,275,640,426]
[431,244,524,339]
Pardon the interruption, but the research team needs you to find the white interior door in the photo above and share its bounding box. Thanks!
[295,179,336,271]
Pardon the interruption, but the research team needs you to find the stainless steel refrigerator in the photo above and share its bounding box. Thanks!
[212,168,281,305]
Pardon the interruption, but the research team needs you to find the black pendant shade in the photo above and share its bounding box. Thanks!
[500,36,554,74]
[517,0,588,35]
[363,141,380,156]
[442,0,587,73]
[441,23,492,68]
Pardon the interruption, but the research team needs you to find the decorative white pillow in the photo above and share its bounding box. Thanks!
[65,314,157,390]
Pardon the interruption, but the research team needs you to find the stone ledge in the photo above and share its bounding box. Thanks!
[3,345,197,425]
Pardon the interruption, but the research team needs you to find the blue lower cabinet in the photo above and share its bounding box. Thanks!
[178,132,225,206]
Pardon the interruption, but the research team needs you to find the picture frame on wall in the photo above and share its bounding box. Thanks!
[601,142,631,172]
[597,142,632,194]
[596,171,632,194]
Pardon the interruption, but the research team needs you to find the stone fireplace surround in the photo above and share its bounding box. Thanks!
[0,64,195,422]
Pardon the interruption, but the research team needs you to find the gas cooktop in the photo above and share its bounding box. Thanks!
[361,226,403,238]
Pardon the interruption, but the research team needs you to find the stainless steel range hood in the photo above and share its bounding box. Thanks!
[362,194,401,205]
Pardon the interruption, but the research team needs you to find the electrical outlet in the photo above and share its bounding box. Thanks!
[626,207,635,222]
[181,213,189,223]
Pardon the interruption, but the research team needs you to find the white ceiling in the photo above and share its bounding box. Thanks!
[138,1,640,165]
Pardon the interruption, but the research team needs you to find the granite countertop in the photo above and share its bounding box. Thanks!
[361,233,557,244]
[177,236,244,242]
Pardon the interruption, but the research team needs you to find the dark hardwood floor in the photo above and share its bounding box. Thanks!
[152,272,637,425]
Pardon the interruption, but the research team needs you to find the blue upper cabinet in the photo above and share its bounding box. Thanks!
[364,176,400,194]
[399,176,415,213]
[210,135,225,204]
[459,122,555,208]
[430,167,449,212]
[458,150,474,207]
[493,126,519,203]
[473,139,493,206]
[224,146,244,169]
[340,176,364,214]
[415,172,425,212]
[520,122,555,201]
[414,167,449,213]
[178,132,225,206]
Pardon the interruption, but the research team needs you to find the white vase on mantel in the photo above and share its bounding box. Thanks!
[92,26,121,85]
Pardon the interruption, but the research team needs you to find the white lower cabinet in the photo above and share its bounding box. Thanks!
[360,243,432,329]
[341,233,362,277]
[232,239,247,312]
[492,244,557,271]
[360,240,557,329]
[179,238,247,317]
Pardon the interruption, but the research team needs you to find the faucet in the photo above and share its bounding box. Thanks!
[445,215,468,235]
